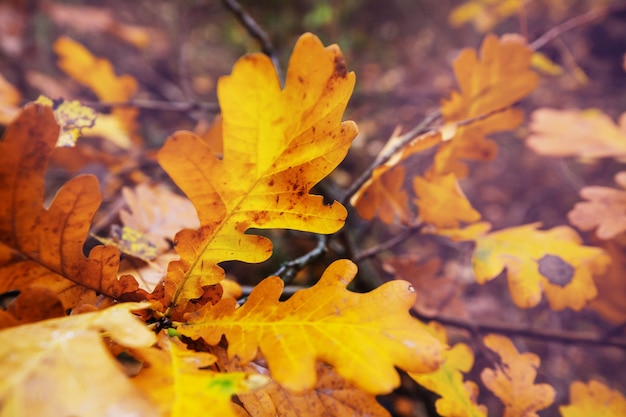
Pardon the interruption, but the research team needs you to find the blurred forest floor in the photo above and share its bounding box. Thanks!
[1,0,626,416]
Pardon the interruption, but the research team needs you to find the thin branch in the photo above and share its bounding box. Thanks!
[269,234,328,283]
[530,1,626,51]
[341,109,441,206]
[81,99,219,113]
[221,0,283,85]
[414,310,626,350]
[353,224,424,263]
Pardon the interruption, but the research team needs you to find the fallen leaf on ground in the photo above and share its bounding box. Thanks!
[559,380,626,417]
[527,109,626,159]
[481,334,555,417]
[179,259,442,394]
[35,96,96,147]
[568,171,626,239]
[0,73,20,124]
[0,302,157,417]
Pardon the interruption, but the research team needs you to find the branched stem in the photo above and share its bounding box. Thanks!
[414,310,626,350]
[353,224,424,263]
[81,99,219,113]
[269,234,328,283]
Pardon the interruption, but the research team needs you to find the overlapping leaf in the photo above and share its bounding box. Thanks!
[410,323,487,417]
[179,259,442,394]
[0,104,138,312]
[481,334,555,417]
[433,33,538,178]
[527,109,626,159]
[0,302,157,417]
[559,380,626,417]
[450,222,610,310]
[157,33,358,309]
[133,333,268,417]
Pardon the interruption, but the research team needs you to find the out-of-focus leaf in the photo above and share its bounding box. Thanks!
[0,286,64,329]
[0,302,158,417]
[410,322,487,417]
[433,33,538,178]
[588,238,626,324]
[448,0,521,32]
[458,223,609,310]
[568,171,626,239]
[481,334,555,417]
[0,73,20,124]
[133,333,267,417]
[531,52,565,76]
[179,259,442,394]
[35,96,96,147]
[414,173,481,228]
[157,33,357,312]
[527,109,626,159]
[560,380,626,417]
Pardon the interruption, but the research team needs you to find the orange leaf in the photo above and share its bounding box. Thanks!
[410,323,487,417]
[527,109,626,159]
[559,380,626,417]
[568,171,626,239]
[157,33,358,310]
[587,238,626,324]
[0,104,138,310]
[414,173,481,228]
[433,33,538,178]
[179,259,442,394]
[468,223,610,310]
[0,72,20,124]
[481,334,555,417]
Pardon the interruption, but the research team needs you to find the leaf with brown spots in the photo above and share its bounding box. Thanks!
[0,104,139,313]
[157,33,358,313]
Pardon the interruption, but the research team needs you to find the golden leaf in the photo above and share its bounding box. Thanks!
[527,109,626,159]
[157,33,358,310]
[481,335,555,417]
[560,380,626,417]
[179,259,442,394]
[433,33,538,178]
[469,223,610,310]
[448,0,522,32]
[0,302,157,417]
[0,73,20,124]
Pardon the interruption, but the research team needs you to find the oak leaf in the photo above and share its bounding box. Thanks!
[0,104,139,310]
[433,33,538,178]
[157,33,358,309]
[559,380,626,417]
[458,222,610,310]
[215,347,391,417]
[179,259,443,394]
[481,334,555,417]
[414,173,481,227]
[587,238,626,324]
[34,95,96,147]
[448,0,521,32]
[410,323,487,417]
[0,302,157,417]
[133,333,268,417]
[568,171,626,239]
[527,109,626,159]
[0,72,20,124]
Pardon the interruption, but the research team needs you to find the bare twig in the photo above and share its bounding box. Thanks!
[353,224,424,263]
[81,99,219,113]
[530,1,626,51]
[221,0,283,84]
[414,310,626,350]
[269,234,328,283]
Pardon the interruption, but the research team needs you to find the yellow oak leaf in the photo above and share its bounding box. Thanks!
[410,323,487,417]
[0,104,139,310]
[157,33,358,310]
[568,171,626,239]
[53,36,138,146]
[481,334,555,417]
[0,302,158,417]
[433,33,538,178]
[215,347,391,417]
[133,333,268,417]
[560,380,626,417]
[468,223,610,310]
[448,0,521,32]
[527,109,626,159]
[179,259,443,394]
[414,173,481,228]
